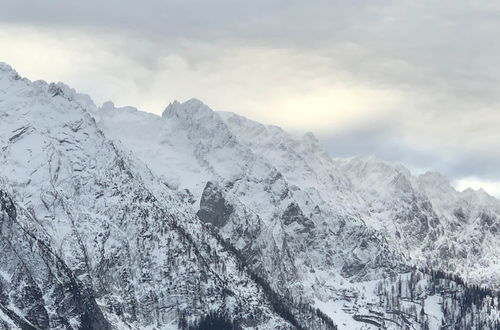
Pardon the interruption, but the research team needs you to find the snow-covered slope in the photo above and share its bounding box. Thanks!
[0,63,326,330]
[98,99,402,304]
[418,172,500,284]
[100,98,500,328]
[97,98,500,328]
[336,157,500,288]
[219,111,500,289]
[1,62,499,329]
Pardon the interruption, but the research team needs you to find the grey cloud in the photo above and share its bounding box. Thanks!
[5,0,500,106]
[2,0,500,190]
[0,1,381,42]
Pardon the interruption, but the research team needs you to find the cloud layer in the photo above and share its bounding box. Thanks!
[1,0,500,196]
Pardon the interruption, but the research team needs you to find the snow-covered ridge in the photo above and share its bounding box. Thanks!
[106,96,500,327]
[98,101,500,262]
[0,63,325,329]
[1,62,499,329]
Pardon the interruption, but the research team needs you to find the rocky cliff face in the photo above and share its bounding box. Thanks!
[0,188,111,330]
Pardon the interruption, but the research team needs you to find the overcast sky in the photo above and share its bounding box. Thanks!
[1,0,500,196]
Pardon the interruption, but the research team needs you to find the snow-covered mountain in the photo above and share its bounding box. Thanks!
[1,62,499,329]
[0,63,339,330]
[337,159,500,288]
[219,111,500,288]
[99,99,403,299]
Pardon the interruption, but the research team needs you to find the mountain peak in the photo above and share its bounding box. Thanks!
[461,186,496,203]
[101,100,115,110]
[162,100,181,117]
[419,171,452,186]
[99,100,139,115]
[184,97,208,107]
[0,62,18,75]
[0,62,22,82]
[162,98,212,118]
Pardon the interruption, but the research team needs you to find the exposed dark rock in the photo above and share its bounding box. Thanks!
[197,182,234,227]
[0,189,111,330]
[281,203,315,231]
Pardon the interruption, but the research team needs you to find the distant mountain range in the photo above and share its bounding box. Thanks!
[1,62,498,329]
